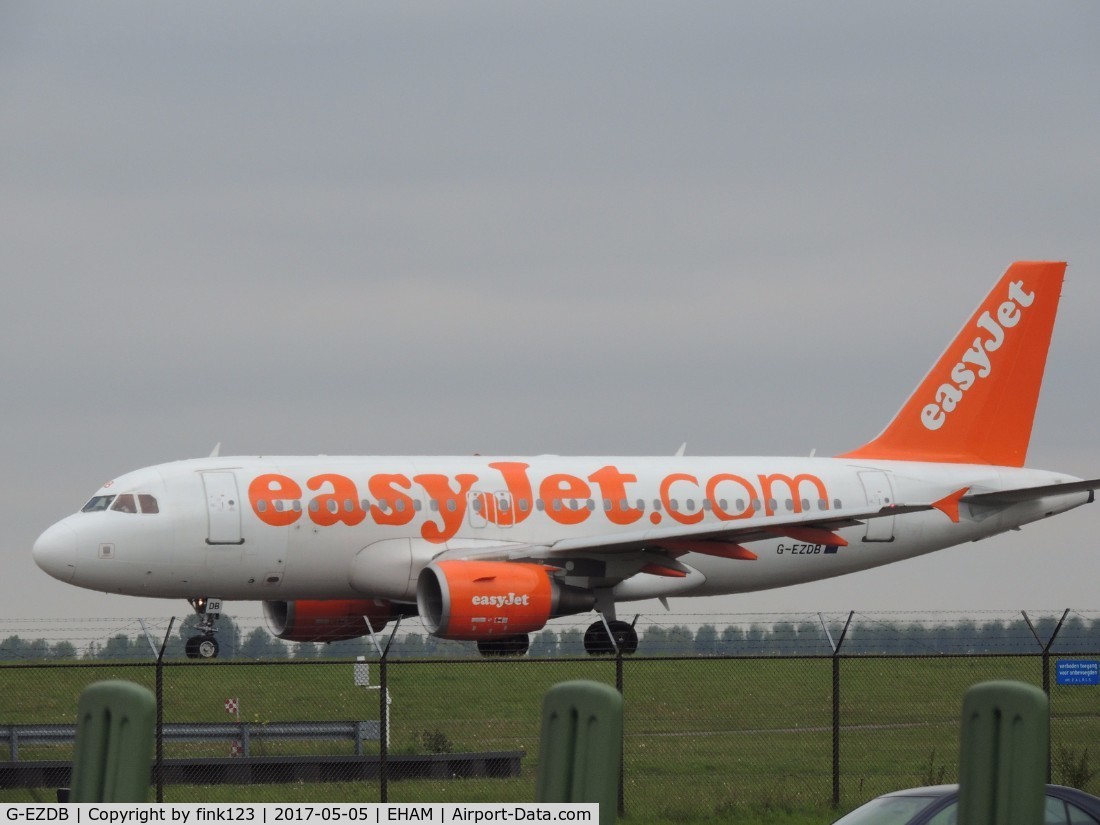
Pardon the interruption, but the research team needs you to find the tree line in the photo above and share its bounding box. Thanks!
[2,614,1098,662]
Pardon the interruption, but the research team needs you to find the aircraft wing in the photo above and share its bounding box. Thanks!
[430,481,1097,568]
[434,494,959,568]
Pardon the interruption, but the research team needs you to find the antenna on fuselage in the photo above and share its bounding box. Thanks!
[675,443,686,457]
[209,442,222,458]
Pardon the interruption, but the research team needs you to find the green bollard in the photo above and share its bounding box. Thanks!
[535,680,622,825]
[70,680,156,802]
[957,680,1048,825]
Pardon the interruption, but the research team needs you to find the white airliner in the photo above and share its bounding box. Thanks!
[33,261,1099,658]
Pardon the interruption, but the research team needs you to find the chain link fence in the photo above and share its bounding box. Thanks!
[2,611,1098,815]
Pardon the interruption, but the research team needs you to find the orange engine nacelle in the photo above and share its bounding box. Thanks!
[263,598,395,643]
[416,560,593,640]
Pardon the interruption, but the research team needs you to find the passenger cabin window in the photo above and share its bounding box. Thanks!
[82,495,115,513]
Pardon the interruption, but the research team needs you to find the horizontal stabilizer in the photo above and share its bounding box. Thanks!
[962,478,1100,506]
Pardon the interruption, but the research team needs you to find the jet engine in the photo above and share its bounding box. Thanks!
[263,598,396,643]
[416,560,594,640]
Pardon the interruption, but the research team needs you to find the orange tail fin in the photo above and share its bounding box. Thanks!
[841,261,1066,467]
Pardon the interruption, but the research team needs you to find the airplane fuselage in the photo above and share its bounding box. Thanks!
[33,454,1087,603]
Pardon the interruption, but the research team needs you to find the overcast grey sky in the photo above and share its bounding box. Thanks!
[3,1,1099,625]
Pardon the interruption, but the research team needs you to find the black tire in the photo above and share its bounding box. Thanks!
[196,636,220,659]
[584,620,638,655]
[184,636,200,659]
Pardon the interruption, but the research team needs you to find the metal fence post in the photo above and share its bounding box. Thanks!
[615,648,625,817]
[1022,609,1069,783]
[379,651,388,802]
[363,614,401,803]
[154,618,174,804]
[827,612,853,808]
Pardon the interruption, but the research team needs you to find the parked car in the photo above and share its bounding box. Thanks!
[831,784,1100,825]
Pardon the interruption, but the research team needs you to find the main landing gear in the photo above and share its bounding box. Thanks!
[583,618,639,656]
[186,597,222,659]
[583,591,639,655]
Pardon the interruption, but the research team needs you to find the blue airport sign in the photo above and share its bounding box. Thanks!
[1056,660,1099,686]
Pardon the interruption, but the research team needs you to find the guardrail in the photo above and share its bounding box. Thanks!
[1,721,381,760]
[0,751,525,789]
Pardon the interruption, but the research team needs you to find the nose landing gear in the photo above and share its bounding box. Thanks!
[186,597,222,659]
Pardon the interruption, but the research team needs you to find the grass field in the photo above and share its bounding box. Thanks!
[2,654,1098,823]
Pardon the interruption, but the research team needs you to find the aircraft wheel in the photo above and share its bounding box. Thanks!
[477,635,529,657]
[196,636,220,659]
[184,636,200,659]
[584,620,638,656]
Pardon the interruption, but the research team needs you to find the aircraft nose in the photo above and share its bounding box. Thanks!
[33,522,78,583]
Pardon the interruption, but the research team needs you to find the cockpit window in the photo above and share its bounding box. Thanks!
[110,494,137,513]
[82,495,116,513]
[82,492,159,514]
